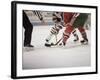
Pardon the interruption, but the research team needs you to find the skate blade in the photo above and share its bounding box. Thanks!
[81,41,88,45]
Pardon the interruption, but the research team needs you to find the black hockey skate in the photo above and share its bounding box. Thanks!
[24,44,34,51]
[80,38,88,45]
[24,44,34,47]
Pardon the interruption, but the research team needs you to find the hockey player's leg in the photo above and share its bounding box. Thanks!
[45,22,63,47]
[60,24,74,46]
[45,26,60,47]
[23,11,34,48]
[78,27,88,44]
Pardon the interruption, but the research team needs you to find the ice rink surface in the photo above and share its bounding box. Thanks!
[22,25,91,69]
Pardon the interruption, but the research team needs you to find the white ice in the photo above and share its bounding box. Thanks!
[22,25,91,69]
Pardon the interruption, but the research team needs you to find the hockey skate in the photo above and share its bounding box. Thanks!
[73,36,79,42]
[24,44,34,51]
[72,30,79,42]
[59,41,66,46]
[45,37,52,47]
[45,42,55,47]
[80,38,88,45]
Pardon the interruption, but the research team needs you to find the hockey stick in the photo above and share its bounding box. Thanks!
[51,37,63,46]
[50,14,78,47]
[51,14,77,46]
[45,37,62,47]
[55,34,58,43]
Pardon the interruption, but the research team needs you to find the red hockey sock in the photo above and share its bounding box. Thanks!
[78,27,85,32]
[63,24,74,43]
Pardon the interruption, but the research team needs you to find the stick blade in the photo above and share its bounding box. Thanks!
[45,43,51,47]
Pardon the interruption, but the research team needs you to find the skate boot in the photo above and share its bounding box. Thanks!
[24,44,34,47]
[73,36,79,42]
[72,30,79,42]
[24,44,34,51]
[80,38,88,45]
[59,41,66,46]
